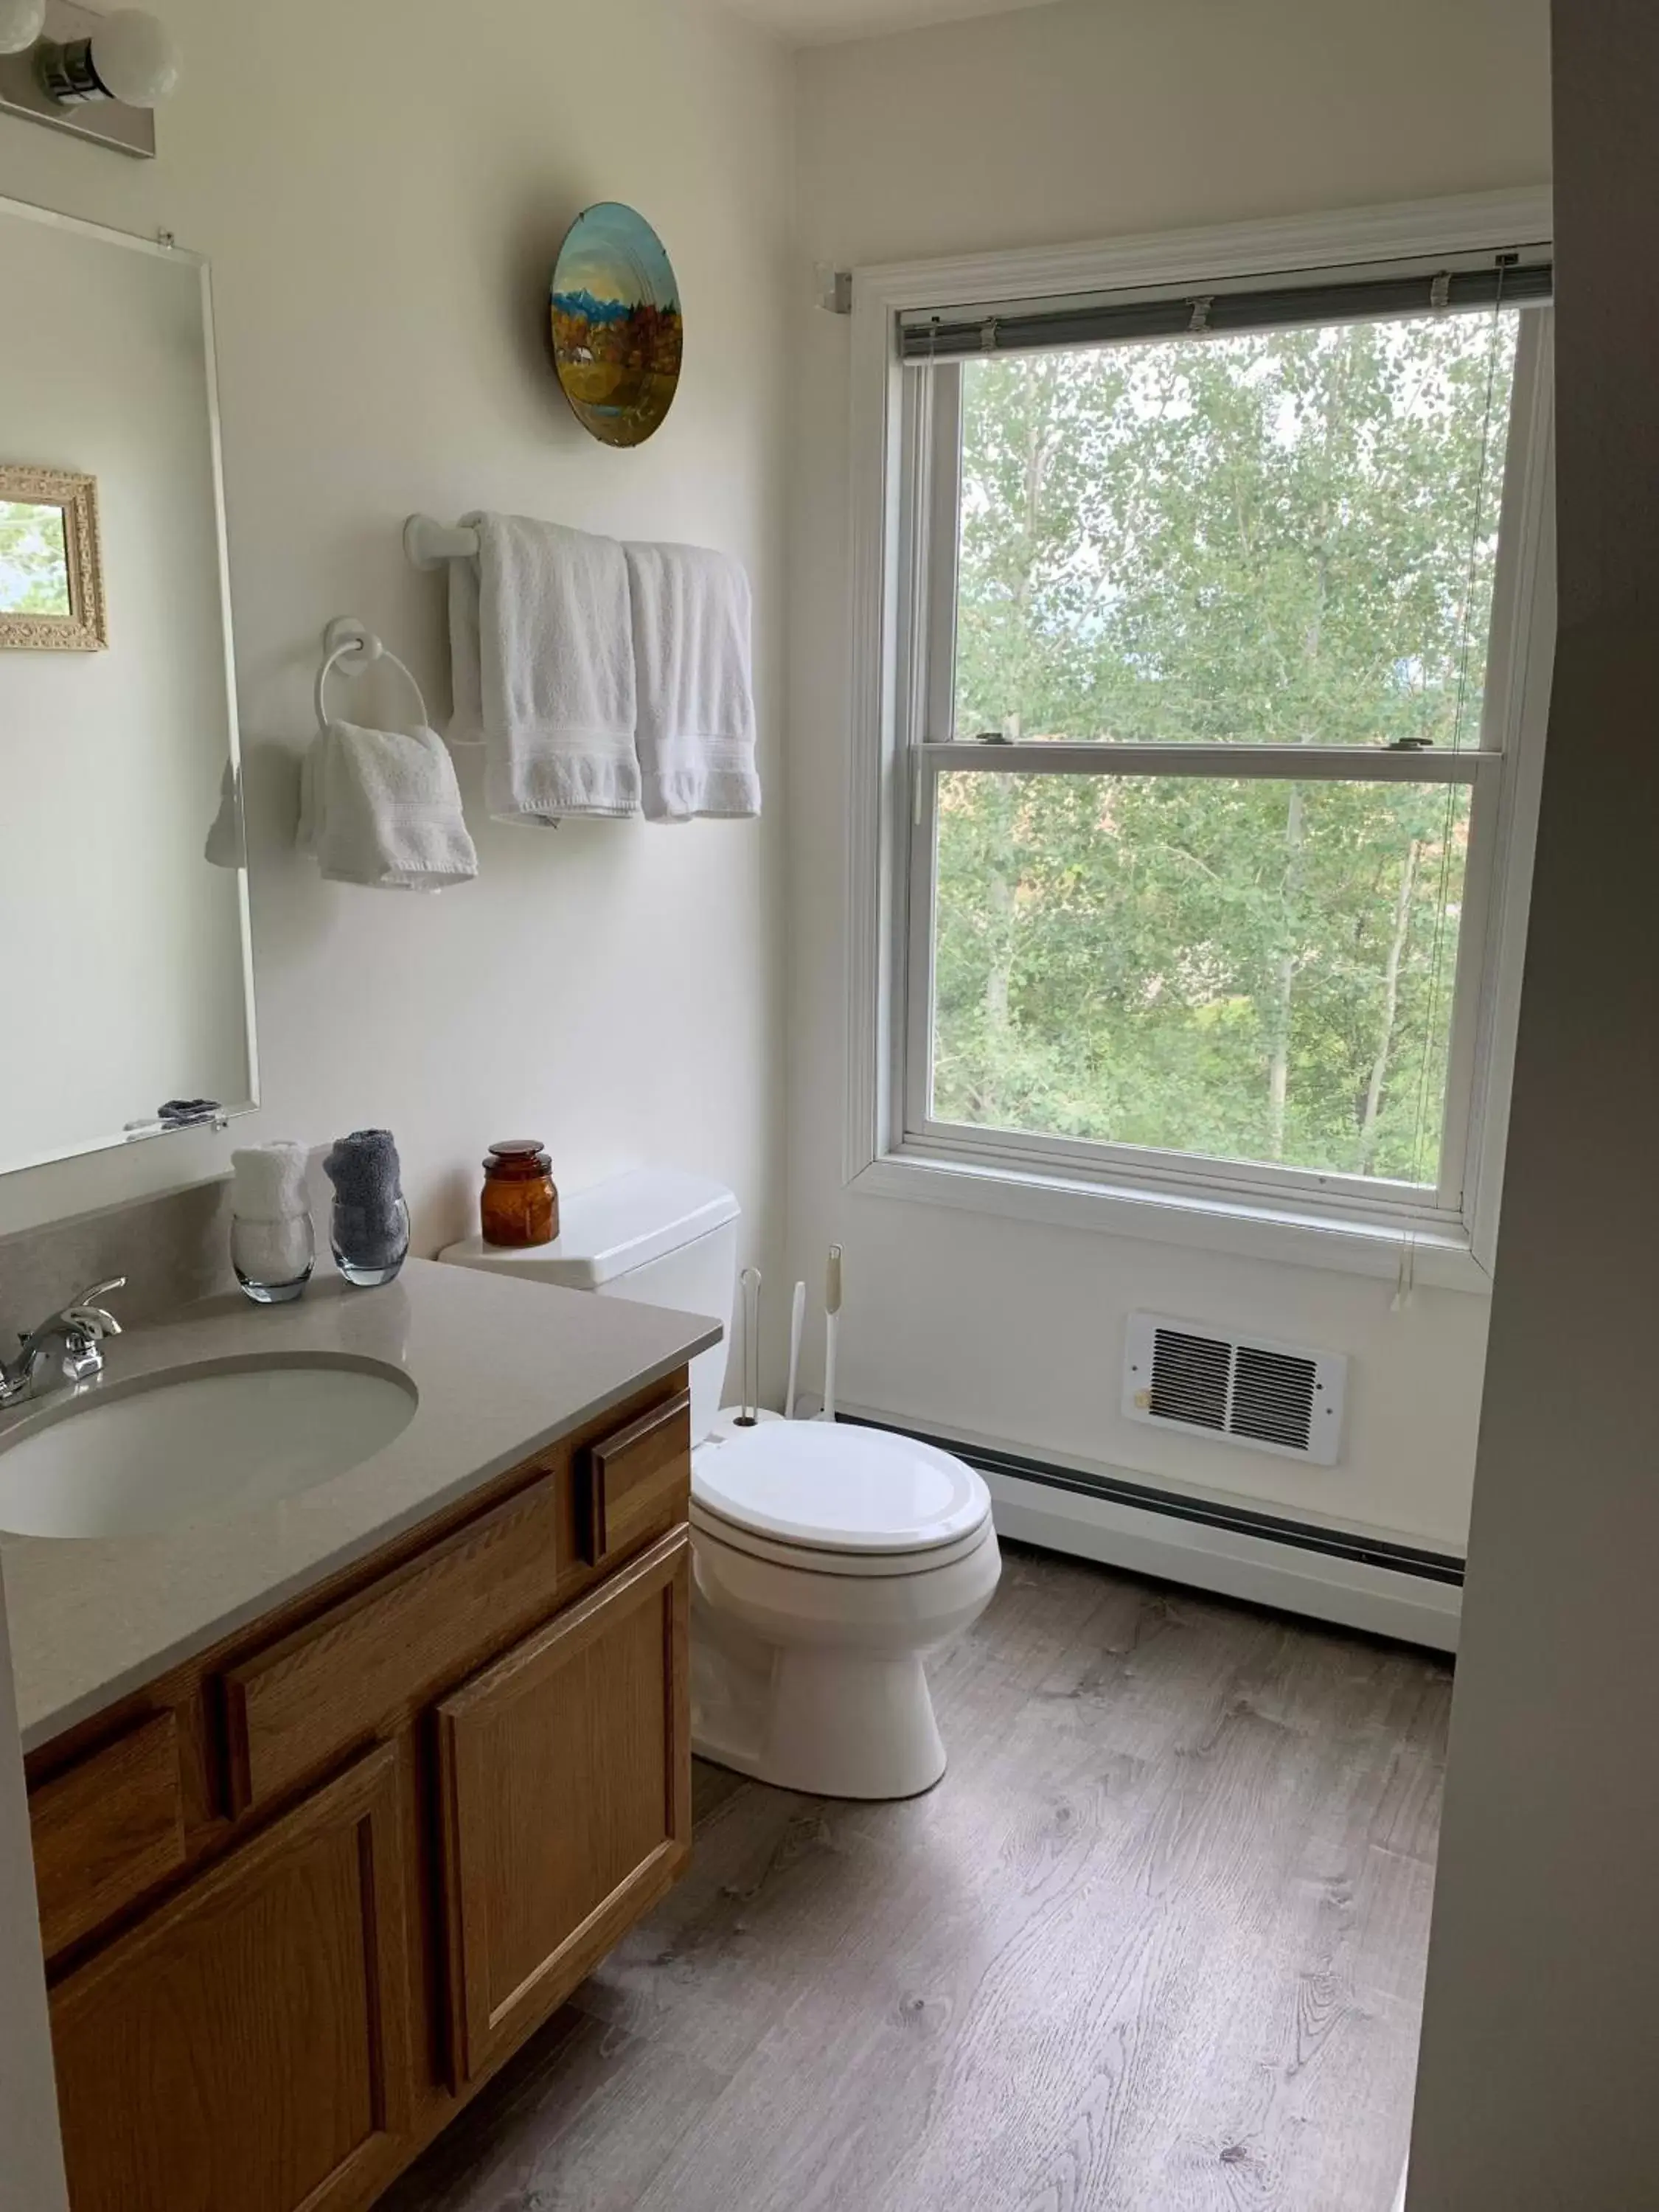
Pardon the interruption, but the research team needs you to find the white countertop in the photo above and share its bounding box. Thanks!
[0,1259,720,1753]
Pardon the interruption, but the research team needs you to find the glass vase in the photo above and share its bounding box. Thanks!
[330,1194,410,1288]
[232,1212,315,1305]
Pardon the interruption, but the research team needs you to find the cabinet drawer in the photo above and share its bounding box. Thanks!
[30,1711,187,1958]
[578,1388,691,1567]
[220,1463,569,1815]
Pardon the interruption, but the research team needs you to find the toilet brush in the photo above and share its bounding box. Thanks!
[736,1266,762,1427]
[785,1279,806,1419]
[820,1245,843,1422]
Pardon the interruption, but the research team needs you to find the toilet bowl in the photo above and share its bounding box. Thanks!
[440,1168,1001,1799]
[690,1420,1000,1798]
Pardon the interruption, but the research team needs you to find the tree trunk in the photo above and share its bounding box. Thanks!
[1357,838,1420,1174]
[1266,784,1306,1161]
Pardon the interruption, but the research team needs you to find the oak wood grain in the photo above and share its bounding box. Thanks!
[434,1528,692,2087]
[50,1740,413,2212]
[28,1709,187,1959]
[383,1543,1450,2212]
[578,1389,692,1565]
[220,1464,571,1815]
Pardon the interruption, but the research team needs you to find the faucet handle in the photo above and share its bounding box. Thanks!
[63,1276,126,1340]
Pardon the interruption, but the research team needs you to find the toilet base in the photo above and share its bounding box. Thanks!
[694,1643,949,1801]
[689,1513,1001,1803]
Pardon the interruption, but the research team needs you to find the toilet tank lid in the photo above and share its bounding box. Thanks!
[439,1167,739,1287]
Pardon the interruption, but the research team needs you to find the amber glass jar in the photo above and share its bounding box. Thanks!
[480,1140,559,1248]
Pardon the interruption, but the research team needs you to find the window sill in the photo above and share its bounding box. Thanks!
[850,1147,1494,1294]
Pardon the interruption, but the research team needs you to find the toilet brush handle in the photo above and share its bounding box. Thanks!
[821,1245,842,1423]
[785,1279,806,1420]
[739,1266,762,1425]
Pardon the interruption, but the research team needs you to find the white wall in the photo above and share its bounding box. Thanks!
[0,212,249,1169]
[1406,2,1659,2198]
[0,0,793,1366]
[788,0,1552,1551]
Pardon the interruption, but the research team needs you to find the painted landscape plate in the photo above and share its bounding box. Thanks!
[549,203,683,448]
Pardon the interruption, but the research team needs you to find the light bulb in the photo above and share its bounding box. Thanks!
[88,8,178,105]
[0,0,46,56]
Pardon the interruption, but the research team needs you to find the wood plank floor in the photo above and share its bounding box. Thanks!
[381,1540,1452,2212]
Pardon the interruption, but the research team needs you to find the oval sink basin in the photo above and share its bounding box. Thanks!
[0,1360,418,1539]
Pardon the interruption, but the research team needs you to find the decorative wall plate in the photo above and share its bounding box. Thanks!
[549,203,682,448]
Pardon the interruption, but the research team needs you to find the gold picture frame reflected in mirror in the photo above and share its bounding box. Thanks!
[0,464,106,650]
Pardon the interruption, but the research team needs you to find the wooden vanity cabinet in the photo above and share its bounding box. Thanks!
[24,1367,694,2212]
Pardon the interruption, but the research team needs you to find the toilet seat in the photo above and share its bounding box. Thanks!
[690,1422,990,1571]
[691,1494,995,1579]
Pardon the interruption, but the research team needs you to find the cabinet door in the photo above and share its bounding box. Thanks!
[50,1742,412,2212]
[435,1526,692,2086]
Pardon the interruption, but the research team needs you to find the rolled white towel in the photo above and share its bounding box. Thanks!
[232,1217,314,1287]
[232,1141,310,1224]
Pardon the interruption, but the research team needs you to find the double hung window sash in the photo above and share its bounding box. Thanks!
[894,246,1552,1225]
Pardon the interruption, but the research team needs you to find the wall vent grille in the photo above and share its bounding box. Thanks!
[1124,1314,1347,1467]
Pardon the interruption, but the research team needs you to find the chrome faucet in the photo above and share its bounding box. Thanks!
[0,1278,126,1407]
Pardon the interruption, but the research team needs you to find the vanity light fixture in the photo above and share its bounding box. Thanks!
[0,0,178,157]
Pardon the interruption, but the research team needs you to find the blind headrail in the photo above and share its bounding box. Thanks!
[898,253,1553,364]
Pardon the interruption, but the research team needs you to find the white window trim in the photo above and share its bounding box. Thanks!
[841,189,1556,1295]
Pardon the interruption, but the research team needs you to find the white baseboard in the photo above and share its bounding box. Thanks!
[835,1404,1461,1654]
[986,1468,1459,1651]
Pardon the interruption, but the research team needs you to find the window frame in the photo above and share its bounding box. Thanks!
[843,193,1557,1291]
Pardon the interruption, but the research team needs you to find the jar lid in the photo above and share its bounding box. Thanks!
[487,1139,547,1158]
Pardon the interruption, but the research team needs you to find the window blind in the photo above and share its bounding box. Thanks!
[897,253,1553,364]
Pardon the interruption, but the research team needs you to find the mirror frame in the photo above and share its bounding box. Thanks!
[0,465,106,650]
[0,194,259,1175]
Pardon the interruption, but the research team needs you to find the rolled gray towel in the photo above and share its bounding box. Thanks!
[324,1130,406,1267]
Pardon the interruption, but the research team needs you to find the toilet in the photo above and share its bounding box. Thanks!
[439,1168,1001,1799]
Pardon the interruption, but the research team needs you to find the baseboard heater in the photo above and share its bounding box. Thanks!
[844,1412,1463,1599]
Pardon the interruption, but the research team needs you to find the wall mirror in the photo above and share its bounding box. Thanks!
[0,196,256,1176]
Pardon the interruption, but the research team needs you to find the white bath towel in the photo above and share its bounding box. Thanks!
[232,1140,310,1222]
[623,541,760,822]
[448,512,639,822]
[299,722,478,891]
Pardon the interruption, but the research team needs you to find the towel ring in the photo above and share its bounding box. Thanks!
[315,616,431,734]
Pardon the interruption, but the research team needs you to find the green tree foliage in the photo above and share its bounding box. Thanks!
[932,311,1518,1187]
[0,501,72,618]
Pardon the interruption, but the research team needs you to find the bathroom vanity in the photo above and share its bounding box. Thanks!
[1,1260,717,2212]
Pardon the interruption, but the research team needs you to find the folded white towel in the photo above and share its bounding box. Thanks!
[232,1140,310,1222]
[623,541,760,822]
[299,722,478,891]
[449,512,639,823]
[205,756,246,869]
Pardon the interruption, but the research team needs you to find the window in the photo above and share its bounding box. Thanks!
[861,212,1555,1263]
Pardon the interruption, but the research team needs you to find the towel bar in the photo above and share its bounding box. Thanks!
[404,514,480,570]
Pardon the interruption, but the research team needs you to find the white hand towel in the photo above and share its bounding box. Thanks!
[232,1141,310,1222]
[296,734,324,855]
[623,542,760,822]
[204,756,246,869]
[301,722,479,891]
[448,512,639,823]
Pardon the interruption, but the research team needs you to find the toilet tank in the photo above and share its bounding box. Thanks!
[438,1169,739,1441]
